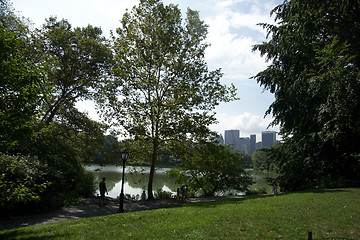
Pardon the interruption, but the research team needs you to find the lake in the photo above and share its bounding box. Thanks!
[84,164,276,199]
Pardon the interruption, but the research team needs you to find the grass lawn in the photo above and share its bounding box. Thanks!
[0,188,359,239]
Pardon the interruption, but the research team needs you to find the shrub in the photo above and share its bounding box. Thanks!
[246,187,267,195]
[154,189,174,199]
[75,171,95,198]
[0,153,51,215]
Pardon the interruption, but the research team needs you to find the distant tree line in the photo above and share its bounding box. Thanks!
[89,135,181,167]
[89,134,252,170]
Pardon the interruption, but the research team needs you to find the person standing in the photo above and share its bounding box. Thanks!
[99,177,108,206]
[141,189,147,202]
[177,187,180,199]
[182,185,188,199]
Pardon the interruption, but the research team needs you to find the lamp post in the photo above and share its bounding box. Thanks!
[118,150,129,213]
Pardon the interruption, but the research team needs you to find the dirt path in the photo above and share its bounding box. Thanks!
[0,195,252,231]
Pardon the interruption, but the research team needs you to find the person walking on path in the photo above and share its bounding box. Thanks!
[99,177,108,206]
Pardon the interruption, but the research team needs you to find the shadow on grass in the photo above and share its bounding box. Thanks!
[179,194,276,209]
[172,188,355,210]
[298,188,350,194]
[0,229,70,240]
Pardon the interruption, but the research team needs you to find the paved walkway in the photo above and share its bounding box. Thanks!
[0,195,253,231]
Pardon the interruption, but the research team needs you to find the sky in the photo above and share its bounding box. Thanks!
[11,0,283,141]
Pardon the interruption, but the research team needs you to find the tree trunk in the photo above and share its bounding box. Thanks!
[147,138,158,200]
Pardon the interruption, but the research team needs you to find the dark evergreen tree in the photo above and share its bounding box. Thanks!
[253,0,360,190]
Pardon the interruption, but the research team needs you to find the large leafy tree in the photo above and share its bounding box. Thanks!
[23,17,113,203]
[1,1,109,212]
[29,17,112,162]
[0,0,42,152]
[37,17,113,126]
[253,0,360,190]
[103,0,237,199]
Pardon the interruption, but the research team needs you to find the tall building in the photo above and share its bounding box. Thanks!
[250,134,256,154]
[239,137,250,154]
[225,130,240,150]
[262,131,276,147]
[256,141,262,150]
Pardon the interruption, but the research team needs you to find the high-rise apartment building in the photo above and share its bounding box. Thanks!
[224,130,240,150]
[250,134,256,154]
[262,131,276,147]
[239,137,250,154]
[221,130,277,153]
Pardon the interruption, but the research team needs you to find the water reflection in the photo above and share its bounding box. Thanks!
[85,165,177,198]
[85,165,275,198]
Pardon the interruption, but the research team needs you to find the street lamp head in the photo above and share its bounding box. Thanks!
[121,150,129,162]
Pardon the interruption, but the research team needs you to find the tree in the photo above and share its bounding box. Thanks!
[0,0,42,152]
[242,153,253,169]
[168,142,253,196]
[103,0,237,199]
[0,2,106,211]
[252,148,272,171]
[37,17,113,125]
[252,0,360,190]
[27,16,111,165]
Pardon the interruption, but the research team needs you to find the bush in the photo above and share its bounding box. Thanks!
[154,189,174,199]
[246,187,267,195]
[75,171,95,198]
[0,151,96,215]
[0,153,51,215]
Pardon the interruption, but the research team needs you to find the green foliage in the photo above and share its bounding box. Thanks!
[37,17,113,125]
[0,1,42,152]
[28,125,95,195]
[242,154,252,168]
[102,0,238,199]
[74,171,95,198]
[169,142,253,196]
[252,147,277,172]
[253,0,360,190]
[0,1,106,213]
[0,153,50,215]
[246,187,267,195]
[154,188,174,199]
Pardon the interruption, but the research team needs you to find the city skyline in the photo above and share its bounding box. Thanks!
[216,129,277,154]
[217,129,280,142]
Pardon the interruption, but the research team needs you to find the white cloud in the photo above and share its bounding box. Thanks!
[104,0,138,19]
[204,14,269,84]
[200,0,281,121]
[215,0,247,9]
[199,0,281,138]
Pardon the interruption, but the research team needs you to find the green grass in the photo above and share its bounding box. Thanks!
[1,188,359,239]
